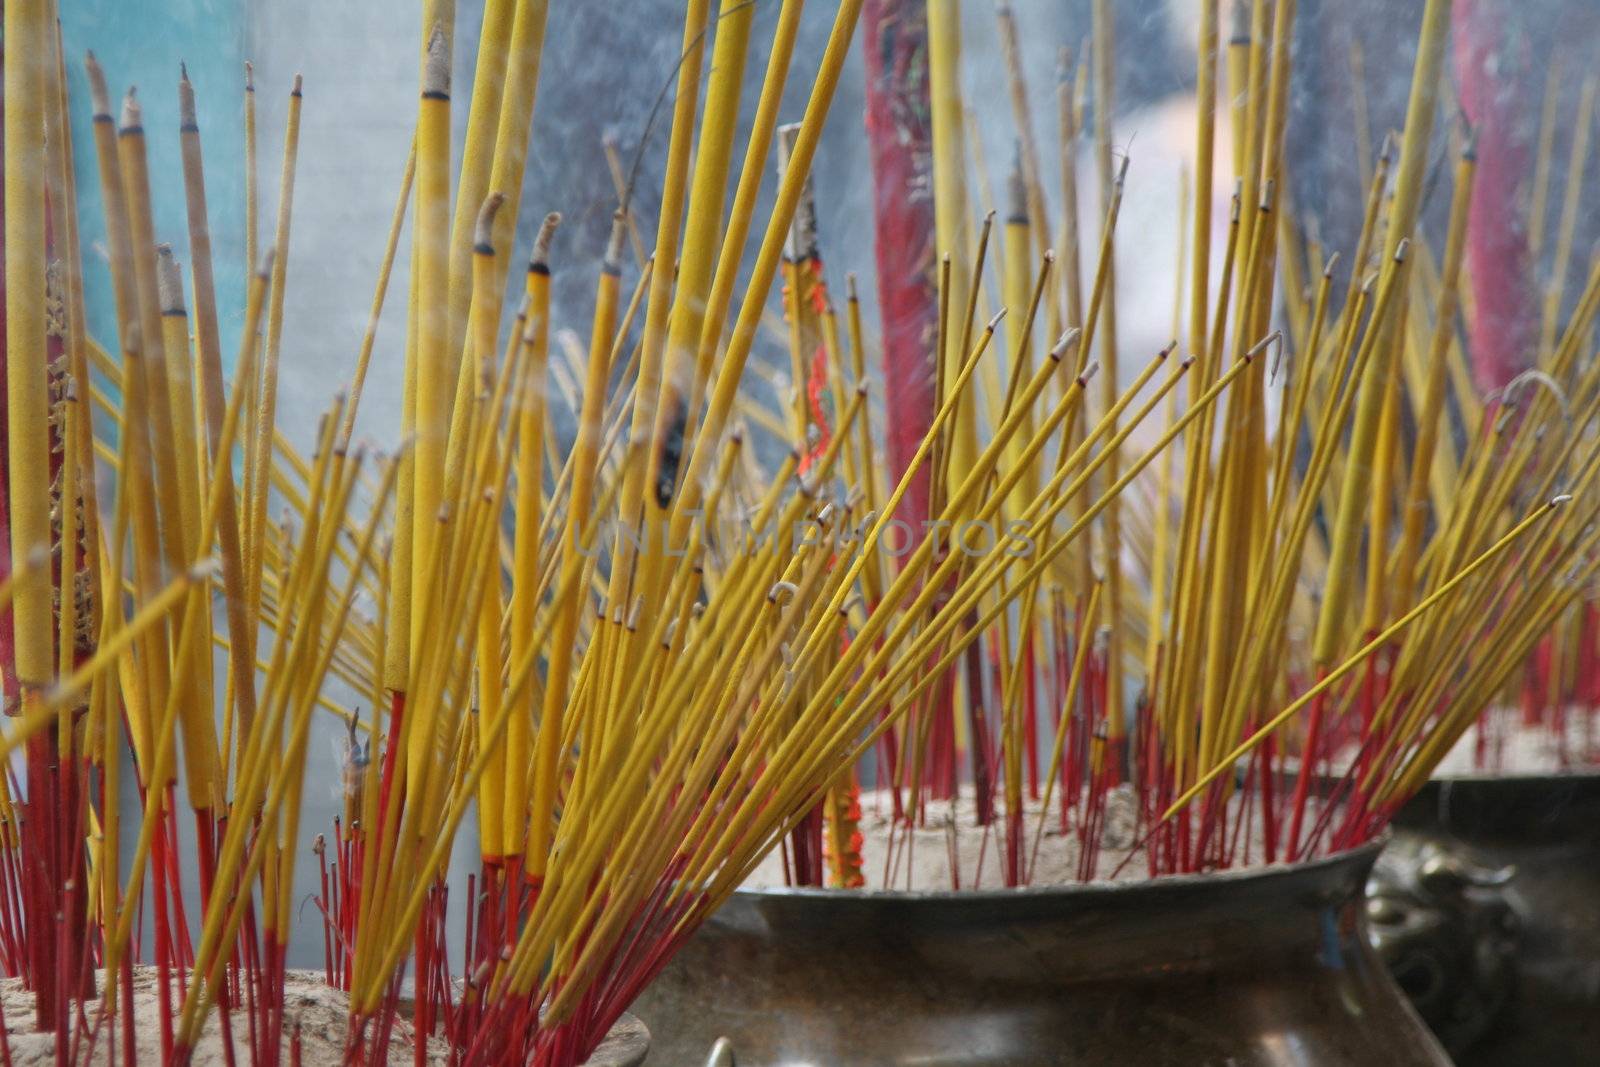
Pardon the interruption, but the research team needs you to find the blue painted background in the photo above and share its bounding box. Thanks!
[60,1,247,365]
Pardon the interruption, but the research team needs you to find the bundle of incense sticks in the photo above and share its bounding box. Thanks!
[758,0,1600,892]
[1,0,1598,1064]
[3,0,1179,1063]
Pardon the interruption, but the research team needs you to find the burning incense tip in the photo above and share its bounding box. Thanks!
[603,212,626,269]
[532,211,562,267]
[1322,251,1341,279]
[1506,369,1571,422]
[292,73,303,96]
[1551,494,1574,506]
[155,246,185,314]
[473,192,506,250]
[187,558,223,583]
[1229,0,1250,38]
[1245,331,1283,362]
[1050,328,1082,361]
[119,89,141,131]
[987,308,1008,331]
[1079,361,1100,385]
[769,581,799,605]
[424,26,450,96]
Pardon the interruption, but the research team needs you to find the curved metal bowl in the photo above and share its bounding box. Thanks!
[634,838,1446,1066]
[1391,773,1600,1066]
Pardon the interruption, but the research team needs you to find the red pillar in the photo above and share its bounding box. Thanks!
[1453,0,1539,394]
[862,0,939,537]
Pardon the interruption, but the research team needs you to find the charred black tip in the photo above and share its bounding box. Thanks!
[654,396,689,510]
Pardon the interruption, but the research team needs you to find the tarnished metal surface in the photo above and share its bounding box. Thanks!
[1366,833,1518,1054]
[1390,774,1600,1066]
[635,840,1446,1065]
